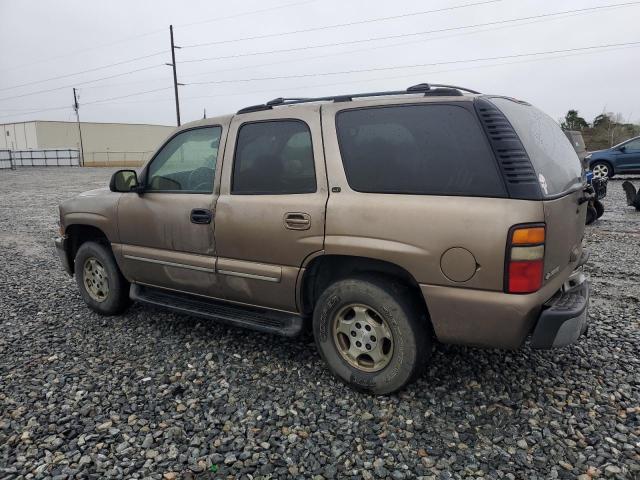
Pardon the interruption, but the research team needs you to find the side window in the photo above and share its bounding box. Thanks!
[623,139,640,151]
[147,126,222,193]
[335,104,506,197]
[232,120,316,195]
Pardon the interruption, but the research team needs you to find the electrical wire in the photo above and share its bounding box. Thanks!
[179,2,640,65]
[185,40,640,87]
[0,52,166,92]
[0,65,164,103]
[181,0,503,48]
[1,0,316,73]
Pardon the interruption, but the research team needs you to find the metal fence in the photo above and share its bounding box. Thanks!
[0,150,13,169]
[84,151,152,167]
[9,149,80,167]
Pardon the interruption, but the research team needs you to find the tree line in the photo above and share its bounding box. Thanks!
[561,110,640,151]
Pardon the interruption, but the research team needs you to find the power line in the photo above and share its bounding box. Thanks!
[179,2,640,65]
[177,0,315,28]
[83,86,174,105]
[186,40,640,87]
[0,51,166,92]
[3,40,635,121]
[0,105,72,120]
[181,0,503,49]
[0,0,315,73]
[0,65,163,103]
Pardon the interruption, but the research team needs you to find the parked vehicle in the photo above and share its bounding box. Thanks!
[586,135,640,178]
[564,130,588,169]
[55,83,591,394]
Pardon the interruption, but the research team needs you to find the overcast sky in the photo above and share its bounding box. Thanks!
[1,0,639,127]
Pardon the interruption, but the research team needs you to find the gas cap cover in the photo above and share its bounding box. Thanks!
[440,247,478,282]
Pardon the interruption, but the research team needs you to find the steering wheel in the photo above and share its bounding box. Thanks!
[188,167,212,192]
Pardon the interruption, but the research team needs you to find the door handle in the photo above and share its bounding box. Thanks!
[284,212,311,230]
[190,208,212,224]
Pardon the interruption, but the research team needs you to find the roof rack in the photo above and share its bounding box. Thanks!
[236,83,481,114]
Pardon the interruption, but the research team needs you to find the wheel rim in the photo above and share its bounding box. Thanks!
[83,257,109,302]
[332,303,394,372]
[592,163,609,178]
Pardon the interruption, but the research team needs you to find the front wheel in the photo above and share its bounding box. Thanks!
[591,161,613,179]
[313,276,431,395]
[75,241,130,315]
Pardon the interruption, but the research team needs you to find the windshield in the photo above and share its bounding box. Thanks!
[490,97,583,197]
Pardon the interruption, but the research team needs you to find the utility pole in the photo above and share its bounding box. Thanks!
[167,25,181,126]
[73,88,85,166]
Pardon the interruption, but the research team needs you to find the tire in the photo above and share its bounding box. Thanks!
[586,205,597,225]
[591,161,613,179]
[75,241,130,315]
[594,199,605,219]
[312,275,431,395]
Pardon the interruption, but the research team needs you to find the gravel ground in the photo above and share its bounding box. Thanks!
[0,167,639,480]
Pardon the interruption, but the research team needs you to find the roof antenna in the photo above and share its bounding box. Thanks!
[203,108,206,119]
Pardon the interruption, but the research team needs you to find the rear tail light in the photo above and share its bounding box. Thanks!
[506,225,545,293]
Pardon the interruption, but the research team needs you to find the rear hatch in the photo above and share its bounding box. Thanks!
[489,97,587,285]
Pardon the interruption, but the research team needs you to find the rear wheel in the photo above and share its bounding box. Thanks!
[313,275,431,395]
[75,241,130,315]
[591,161,613,179]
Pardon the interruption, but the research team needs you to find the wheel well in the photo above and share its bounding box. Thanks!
[65,225,110,273]
[300,255,428,317]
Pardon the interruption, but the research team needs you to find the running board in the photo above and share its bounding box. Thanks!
[130,284,304,337]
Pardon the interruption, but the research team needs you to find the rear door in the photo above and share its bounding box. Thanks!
[490,97,586,284]
[214,106,328,312]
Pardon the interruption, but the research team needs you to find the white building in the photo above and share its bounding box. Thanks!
[0,120,175,166]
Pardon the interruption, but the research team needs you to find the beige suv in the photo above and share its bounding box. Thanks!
[55,84,590,394]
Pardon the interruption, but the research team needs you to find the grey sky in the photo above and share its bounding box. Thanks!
[1,0,638,126]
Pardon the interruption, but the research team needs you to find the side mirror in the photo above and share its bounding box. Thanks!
[618,145,627,152]
[109,169,142,193]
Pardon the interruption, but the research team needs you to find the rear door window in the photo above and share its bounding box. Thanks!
[490,97,583,197]
[335,104,506,197]
[232,120,316,194]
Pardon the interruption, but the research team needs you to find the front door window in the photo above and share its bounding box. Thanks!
[147,126,222,193]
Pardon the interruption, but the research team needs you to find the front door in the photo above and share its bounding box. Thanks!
[214,107,328,312]
[115,124,227,298]
[617,138,640,172]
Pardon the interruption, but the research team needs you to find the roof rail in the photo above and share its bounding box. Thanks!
[236,83,480,114]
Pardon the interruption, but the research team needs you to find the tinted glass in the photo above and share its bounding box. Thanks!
[232,121,316,194]
[623,138,640,151]
[335,104,506,196]
[147,126,222,193]
[491,98,583,197]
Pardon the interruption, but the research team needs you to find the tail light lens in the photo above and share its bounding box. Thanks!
[506,225,545,293]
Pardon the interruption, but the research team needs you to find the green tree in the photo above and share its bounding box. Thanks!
[561,110,589,130]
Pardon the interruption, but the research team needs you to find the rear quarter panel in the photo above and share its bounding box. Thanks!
[320,98,544,291]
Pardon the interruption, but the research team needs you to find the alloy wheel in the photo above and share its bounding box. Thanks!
[83,257,109,302]
[332,303,394,372]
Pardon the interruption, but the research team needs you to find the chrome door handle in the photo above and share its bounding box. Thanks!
[284,212,311,230]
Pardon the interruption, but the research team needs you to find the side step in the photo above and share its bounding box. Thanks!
[130,284,304,337]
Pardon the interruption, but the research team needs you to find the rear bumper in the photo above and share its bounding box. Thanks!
[53,236,72,275]
[530,275,589,349]
[420,254,590,349]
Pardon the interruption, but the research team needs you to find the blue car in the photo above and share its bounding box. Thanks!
[586,135,640,178]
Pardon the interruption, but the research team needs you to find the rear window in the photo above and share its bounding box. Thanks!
[491,97,583,197]
[335,104,506,197]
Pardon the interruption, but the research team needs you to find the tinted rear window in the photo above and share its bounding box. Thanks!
[491,97,583,197]
[335,104,506,196]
